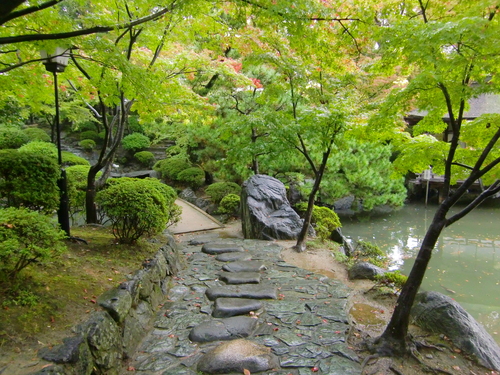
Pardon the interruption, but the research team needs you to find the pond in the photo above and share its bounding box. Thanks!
[341,202,500,344]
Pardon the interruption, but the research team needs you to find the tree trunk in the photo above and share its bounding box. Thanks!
[375,208,446,353]
[85,165,100,224]
[294,179,318,252]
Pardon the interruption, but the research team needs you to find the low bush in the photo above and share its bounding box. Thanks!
[352,240,387,268]
[96,178,179,244]
[62,151,90,166]
[0,149,60,212]
[0,207,66,279]
[122,133,151,153]
[154,157,191,181]
[0,126,30,149]
[205,182,241,204]
[375,271,408,288]
[134,151,155,167]
[217,194,240,215]
[294,203,342,241]
[23,127,51,142]
[177,167,205,189]
[18,141,58,158]
[79,139,96,151]
[79,130,100,142]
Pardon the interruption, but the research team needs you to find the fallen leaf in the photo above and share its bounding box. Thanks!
[243,369,251,375]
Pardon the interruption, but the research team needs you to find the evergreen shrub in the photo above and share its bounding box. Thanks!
[62,151,90,166]
[177,167,205,189]
[0,207,66,279]
[23,127,51,142]
[0,126,29,149]
[96,178,179,244]
[18,141,57,158]
[0,149,60,212]
[353,240,387,268]
[218,194,240,214]
[121,133,151,152]
[79,139,96,151]
[154,157,191,181]
[294,203,342,241]
[205,182,241,204]
[134,151,155,167]
[79,130,100,142]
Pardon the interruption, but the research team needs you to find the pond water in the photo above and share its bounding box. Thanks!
[341,202,500,344]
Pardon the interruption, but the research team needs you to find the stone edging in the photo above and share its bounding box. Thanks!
[31,234,182,375]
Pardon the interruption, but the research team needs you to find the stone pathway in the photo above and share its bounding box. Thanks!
[124,233,361,374]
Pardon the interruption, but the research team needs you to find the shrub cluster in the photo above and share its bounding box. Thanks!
[96,178,180,244]
[154,157,191,181]
[205,182,241,204]
[0,207,66,279]
[294,203,342,241]
[122,133,151,153]
[23,127,51,142]
[177,167,205,189]
[0,126,30,149]
[79,139,96,151]
[217,194,240,215]
[134,151,155,167]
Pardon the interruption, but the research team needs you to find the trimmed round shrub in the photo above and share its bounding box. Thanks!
[79,139,96,151]
[18,141,58,158]
[218,194,240,214]
[154,157,191,181]
[134,151,155,167]
[77,121,99,132]
[0,126,30,149]
[205,182,241,204]
[23,127,51,142]
[62,151,90,166]
[96,178,179,244]
[294,203,342,241]
[0,149,60,212]
[0,207,66,278]
[177,167,205,189]
[79,130,100,142]
[121,132,151,153]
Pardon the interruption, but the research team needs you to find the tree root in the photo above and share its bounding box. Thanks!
[389,365,405,375]
[409,348,454,375]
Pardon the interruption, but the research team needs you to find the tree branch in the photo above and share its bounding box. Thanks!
[0,5,173,45]
[0,0,64,25]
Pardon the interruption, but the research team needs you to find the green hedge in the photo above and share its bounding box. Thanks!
[205,182,241,204]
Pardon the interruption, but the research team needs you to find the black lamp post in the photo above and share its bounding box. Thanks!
[40,47,71,237]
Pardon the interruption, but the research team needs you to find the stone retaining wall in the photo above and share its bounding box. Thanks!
[32,234,183,375]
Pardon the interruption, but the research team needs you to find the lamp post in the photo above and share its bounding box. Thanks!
[40,47,71,237]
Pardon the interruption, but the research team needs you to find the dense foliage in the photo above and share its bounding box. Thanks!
[0,126,29,149]
[205,182,242,204]
[134,151,155,167]
[96,178,179,244]
[121,133,151,153]
[177,167,205,189]
[0,149,60,212]
[0,207,66,279]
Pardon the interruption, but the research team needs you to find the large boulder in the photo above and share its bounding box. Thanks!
[411,291,500,371]
[241,174,308,240]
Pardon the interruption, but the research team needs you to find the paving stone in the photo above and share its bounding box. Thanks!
[218,271,261,284]
[213,298,263,318]
[201,243,244,254]
[189,316,258,342]
[216,252,252,262]
[197,339,279,374]
[206,285,277,301]
[222,260,268,272]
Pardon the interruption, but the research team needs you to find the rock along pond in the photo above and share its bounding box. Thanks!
[341,202,500,344]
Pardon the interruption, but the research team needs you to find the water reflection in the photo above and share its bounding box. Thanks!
[341,203,500,343]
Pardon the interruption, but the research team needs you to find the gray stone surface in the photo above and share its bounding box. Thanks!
[348,261,385,280]
[222,260,268,272]
[123,237,361,375]
[218,271,261,284]
[213,298,263,318]
[411,291,500,371]
[241,174,308,240]
[216,252,252,262]
[206,285,277,301]
[202,243,244,254]
[189,316,258,342]
[197,339,279,374]
[97,286,132,323]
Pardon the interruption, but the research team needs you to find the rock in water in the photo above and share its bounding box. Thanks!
[348,261,385,280]
[411,291,500,371]
[197,339,279,374]
[241,174,309,240]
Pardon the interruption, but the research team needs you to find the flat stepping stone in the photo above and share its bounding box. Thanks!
[222,260,267,272]
[216,253,252,262]
[202,243,244,255]
[213,298,263,318]
[197,339,279,374]
[206,285,277,301]
[218,271,261,284]
[188,316,258,342]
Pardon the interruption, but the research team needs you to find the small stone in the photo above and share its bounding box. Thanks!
[213,298,263,318]
[425,354,434,359]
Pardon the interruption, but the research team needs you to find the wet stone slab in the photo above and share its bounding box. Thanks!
[222,260,268,272]
[124,236,361,375]
[201,243,245,254]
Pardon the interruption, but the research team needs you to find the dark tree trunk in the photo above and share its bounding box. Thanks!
[85,165,100,224]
